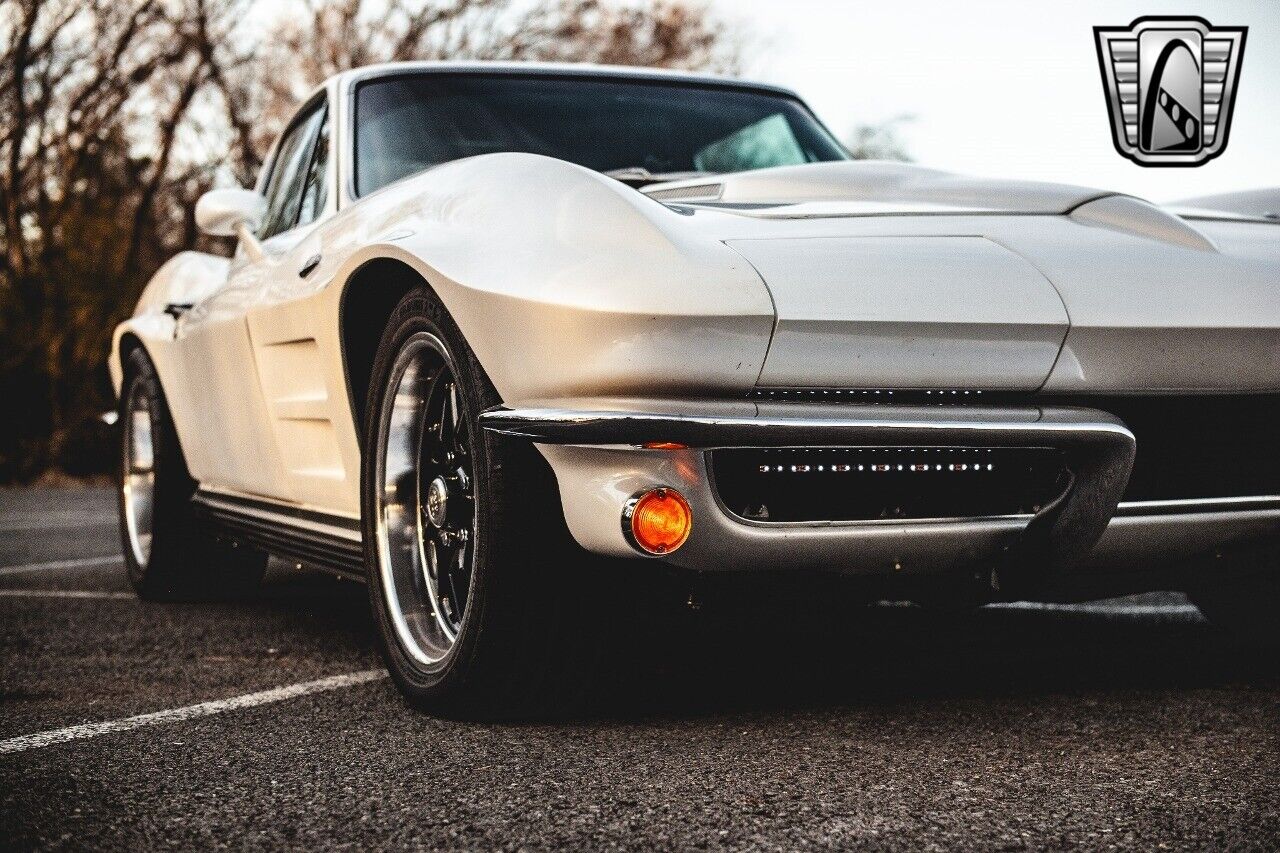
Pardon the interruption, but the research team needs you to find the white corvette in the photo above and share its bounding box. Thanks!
[110,62,1280,716]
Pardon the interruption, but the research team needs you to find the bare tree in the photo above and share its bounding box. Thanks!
[1,0,230,478]
[0,0,743,481]
[498,0,741,70]
[844,114,914,161]
[212,0,741,178]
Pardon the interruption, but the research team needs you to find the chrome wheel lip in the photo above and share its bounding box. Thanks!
[373,332,477,669]
[121,386,156,567]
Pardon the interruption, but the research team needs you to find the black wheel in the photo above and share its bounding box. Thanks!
[118,347,266,600]
[1187,554,1280,647]
[361,288,615,719]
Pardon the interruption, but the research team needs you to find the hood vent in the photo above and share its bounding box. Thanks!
[644,182,724,202]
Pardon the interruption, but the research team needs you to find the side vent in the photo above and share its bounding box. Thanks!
[254,336,345,486]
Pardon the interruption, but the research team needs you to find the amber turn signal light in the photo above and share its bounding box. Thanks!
[624,487,692,555]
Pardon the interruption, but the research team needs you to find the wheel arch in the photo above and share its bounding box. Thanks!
[117,332,145,370]
[338,256,428,447]
[110,327,153,398]
[113,329,203,486]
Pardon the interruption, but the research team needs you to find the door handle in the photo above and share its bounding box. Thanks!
[298,254,321,278]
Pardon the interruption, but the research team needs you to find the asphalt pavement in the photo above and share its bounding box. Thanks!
[1,486,1277,851]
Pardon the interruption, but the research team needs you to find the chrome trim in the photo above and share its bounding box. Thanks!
[490,401,1137,595]
[620,493,651,557]
[344,60,802,99]
[1115,495,1280,516]
[715,511,1037,529]
[193,488,361,541]
[480,405,1135,448]
[190,488,364,578]
[1081,507,1280,573]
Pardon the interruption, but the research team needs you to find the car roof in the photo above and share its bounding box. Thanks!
[329,60,801,99]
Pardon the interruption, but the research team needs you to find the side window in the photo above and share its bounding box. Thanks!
[258,103,326,239]
[297,112,331,229]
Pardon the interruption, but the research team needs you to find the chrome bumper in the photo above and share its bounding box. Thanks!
[1084,498,1280,572]
[482,399,1147,593]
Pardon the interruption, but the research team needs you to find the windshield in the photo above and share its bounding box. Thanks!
[353,73,848,196]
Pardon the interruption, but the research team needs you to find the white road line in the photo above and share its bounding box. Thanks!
[0,589,136,600]
[0,670,388,756]
[988,602,1203,617]
[0,516,116,532]
[0,555,123,576]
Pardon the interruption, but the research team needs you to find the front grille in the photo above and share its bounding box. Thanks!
[1061,394,1280,501]
[710,446,1068,523]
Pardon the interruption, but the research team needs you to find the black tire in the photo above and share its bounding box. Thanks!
[360,288,620,719]
[1186,554,1280,647]
[118,346,267,600]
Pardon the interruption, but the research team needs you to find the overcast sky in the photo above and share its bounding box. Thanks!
[714,0,1279,202]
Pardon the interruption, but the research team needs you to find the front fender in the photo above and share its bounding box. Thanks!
[327,153,777,403]
[109,251,230,395]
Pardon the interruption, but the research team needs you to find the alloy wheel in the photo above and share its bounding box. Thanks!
[374,332,477,667]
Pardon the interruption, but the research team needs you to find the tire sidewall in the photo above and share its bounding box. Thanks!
[117,347,265,600]
[118,348,188,589]
[360,292,497,703]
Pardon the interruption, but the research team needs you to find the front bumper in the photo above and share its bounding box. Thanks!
[482,399,1158,592]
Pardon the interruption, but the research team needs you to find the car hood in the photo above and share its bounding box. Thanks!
[642,160,1114,215]
[643,164,1279,395]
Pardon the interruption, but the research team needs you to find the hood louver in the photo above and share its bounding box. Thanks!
[644,182,724,202]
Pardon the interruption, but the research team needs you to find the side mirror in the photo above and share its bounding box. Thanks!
[195,187,267,260]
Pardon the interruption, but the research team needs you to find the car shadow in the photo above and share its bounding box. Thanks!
[586,592,1279,722]
[245,565,1279,723]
